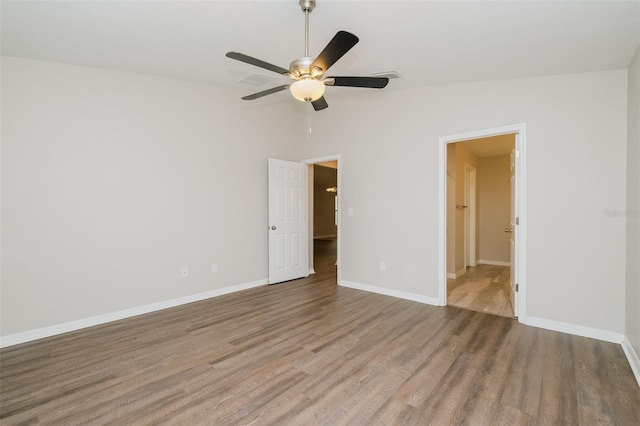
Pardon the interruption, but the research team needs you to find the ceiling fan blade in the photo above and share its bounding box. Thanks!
[326,76,389,89]
[241,85,290,100]
[226,52,290,75]
[310,31,359,76]
[312,96,329,111]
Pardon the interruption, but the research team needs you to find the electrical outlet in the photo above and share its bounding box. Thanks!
[211,263,218,273]
[180,267,188,278]
[379,261,386,271]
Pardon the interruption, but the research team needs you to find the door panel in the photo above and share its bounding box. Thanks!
[268,159,308,284]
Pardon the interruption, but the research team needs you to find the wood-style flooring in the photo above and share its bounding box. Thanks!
[447,264,514,318]
[2,239,639,425]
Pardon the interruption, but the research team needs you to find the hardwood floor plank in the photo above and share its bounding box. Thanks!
[598,337,640,425]
[450,318,518,424]
[365,312,481,425]
[500,324,545,416]
[413,315,515,425]
[537,332,579,424]
[573,336,617,425]
[448,263,514,318]
[492,404,538,426]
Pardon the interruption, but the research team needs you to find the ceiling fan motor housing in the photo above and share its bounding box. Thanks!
[288,57,323,79]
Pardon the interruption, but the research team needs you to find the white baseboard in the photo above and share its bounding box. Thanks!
[478,259,511,267]
[308,268,316,275]
[622,336,640,389]
[0,278,268,348]
[339,280,441,306]
[448,268,467,279]
[523,316,624,344]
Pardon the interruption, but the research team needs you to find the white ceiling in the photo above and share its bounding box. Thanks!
[2,0,639,96]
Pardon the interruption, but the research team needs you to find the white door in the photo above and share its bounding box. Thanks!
[268,159,309,284]
[509,144,518,317]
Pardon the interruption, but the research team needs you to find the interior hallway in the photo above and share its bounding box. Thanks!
[447,264,514,318]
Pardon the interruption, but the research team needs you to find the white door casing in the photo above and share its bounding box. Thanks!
[509,143,518,317]
[268,159,309,284]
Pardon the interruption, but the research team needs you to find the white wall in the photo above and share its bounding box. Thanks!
[302,69,628,334]
[1,57,305,337]
[626,47,640,358]
[478,155,511,264]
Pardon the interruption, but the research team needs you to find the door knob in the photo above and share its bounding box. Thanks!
[270,226,277,230]
[504,227,513,233]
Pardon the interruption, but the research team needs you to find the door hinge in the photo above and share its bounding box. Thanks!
[516,216,519,225]
[515,283,519,292]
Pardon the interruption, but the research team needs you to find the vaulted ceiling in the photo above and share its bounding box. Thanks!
[2,0,639,96]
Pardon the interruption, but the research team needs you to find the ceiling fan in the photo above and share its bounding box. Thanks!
[225,0,389,111]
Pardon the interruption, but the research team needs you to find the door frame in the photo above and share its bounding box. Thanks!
[464,164,477,269]
[302,155,341,283]
[438,124,527,322]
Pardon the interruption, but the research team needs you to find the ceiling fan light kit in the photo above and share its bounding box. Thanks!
[225,0,389,111]
[290,78,325,102]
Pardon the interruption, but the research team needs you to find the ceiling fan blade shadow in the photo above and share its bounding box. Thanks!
[226,52,290,75]
[310,31,359,76]
[312,96,329,111]
[327,76,389,89]
[241,85,290,100]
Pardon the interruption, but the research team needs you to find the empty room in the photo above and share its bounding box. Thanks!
[1,0,640,424]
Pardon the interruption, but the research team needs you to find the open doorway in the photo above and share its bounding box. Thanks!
[444,133,518,318]
[312,162,338,274]
[303,156,340,282]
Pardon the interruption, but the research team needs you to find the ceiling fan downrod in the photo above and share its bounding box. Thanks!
[300,0,316,58]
